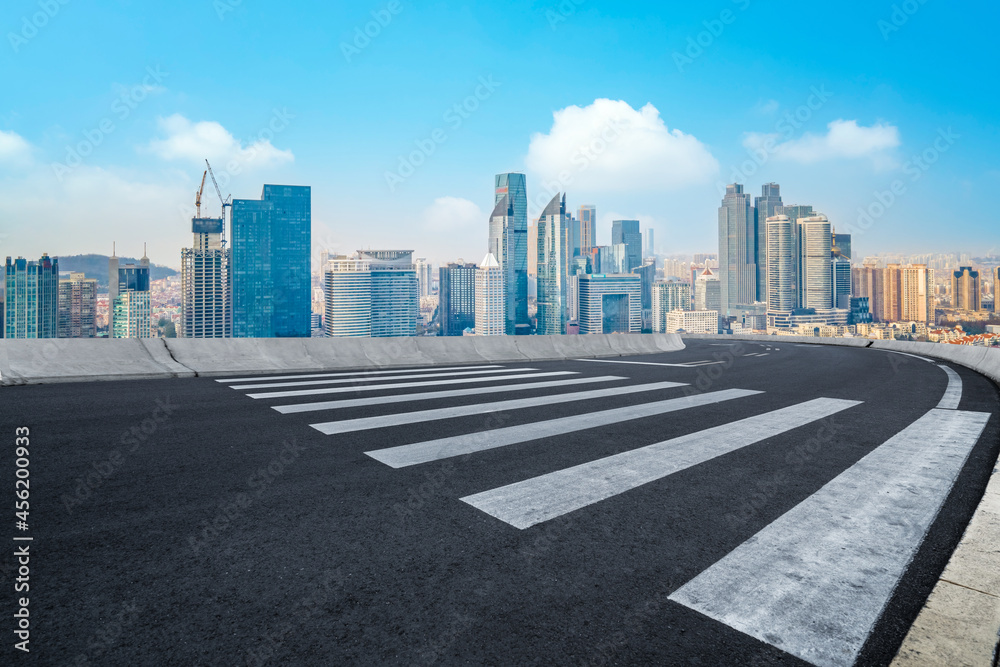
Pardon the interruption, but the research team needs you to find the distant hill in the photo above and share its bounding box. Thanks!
[57,255,178,289]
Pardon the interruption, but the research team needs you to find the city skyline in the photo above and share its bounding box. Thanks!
[1,2,997,267]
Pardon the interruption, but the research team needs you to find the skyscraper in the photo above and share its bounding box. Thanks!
[798,215,833,309]
[651,281,691,333]
[493,173,529,335]
[415,258,434,297]
[718,184,757,315]
[644,228,656,258]
[832,232,852,262]
[994,266,999,313]
[231,184,311,338]
[578,274,642,335]
[611,220,642,273]
[58,272,97,338]
[633,260,656,332]
[4,255,59,339]
[439,262,477,336]
[475,253,505,336]
[536,193,570,336]
[323,251,418,337]
[832,257,853,310]
[181,216,231,338]
[765,215,796,314]
[109,250,152,339]
[578,205,597,256]
[754,183,783,298]
[900,265,934,323]
[952,267,981,311]
[694,267,721,312]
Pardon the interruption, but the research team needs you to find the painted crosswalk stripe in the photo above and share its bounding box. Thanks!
[461,398,862,530]
[245,371,578,400]
[365,388,762,469]
[273,376,627,414]
[216,365,503,384]
[669,407,992,667]
[231,367,539,391]
[311,381,688,435]
[936,365,962,410]
[575,358,726,368]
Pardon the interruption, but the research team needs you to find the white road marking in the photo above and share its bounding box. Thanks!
[215,365,503,384]
[463,398,863,530]
[936,365,962,410]
[273,376,627,414]
[881,350,935,363]
[312,381,688,435]
[365,389,762,469]
[246,371,577,399]
[669,408,992,667]
[231,367,540,391]
[575,358,726,368]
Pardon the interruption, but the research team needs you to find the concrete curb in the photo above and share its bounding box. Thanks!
[0,334,686,384]
[681,334,1000,665]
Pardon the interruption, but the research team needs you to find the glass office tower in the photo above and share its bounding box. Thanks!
[231,185,312,338]
[4,254,59,339]
[536,194,570,335]
[493,173,529,335]
[611,220,642,273]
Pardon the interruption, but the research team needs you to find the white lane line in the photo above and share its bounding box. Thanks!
[881,350,935,363]
[669,408,992,667]
[936,365,962,410]
[215,365,503,384]
[575,358,727,368]
[463,398,863,530]
[312,381,689,435]
[274,376,627,414]
[246,371,577,400]
[231,367,539,391]
[365,389,762,469]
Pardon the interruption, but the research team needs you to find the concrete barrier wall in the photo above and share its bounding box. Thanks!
[0,334,685,384]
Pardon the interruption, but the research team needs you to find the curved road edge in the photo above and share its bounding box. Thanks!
[682,333,1000,666]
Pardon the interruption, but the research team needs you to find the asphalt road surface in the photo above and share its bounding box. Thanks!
[2,340,998,666]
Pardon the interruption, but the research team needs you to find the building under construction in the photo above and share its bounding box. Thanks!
[181,164,232,338]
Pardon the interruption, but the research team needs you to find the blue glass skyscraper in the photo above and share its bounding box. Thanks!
[493,173,529,335]
[611,220,642,273]
[231,185,311,338]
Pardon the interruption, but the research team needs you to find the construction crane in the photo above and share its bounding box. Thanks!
[194,170,207,217]
[205,159,232,246]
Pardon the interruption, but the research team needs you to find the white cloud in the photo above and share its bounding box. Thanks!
[146,114,294,169]
[421,196,483,233]
[525,99,719,194]
[744,119,900,166]
[754,99,780,115]
[0,130,33,166]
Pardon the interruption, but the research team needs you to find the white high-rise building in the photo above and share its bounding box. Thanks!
[665,310,719,335]
[765,215,796,314]
[536,194,570,336]
[181,217,231,338]
[652,281,691,333]
[415,258,434,297]
[324,251,418,337]
[798,215,833,309]
[694,268,721,312]
[475,253,505,336]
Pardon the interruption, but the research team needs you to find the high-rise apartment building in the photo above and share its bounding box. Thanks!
[765,215,796,314]
[439,262,477,336]
[694,268,721,312]
[493,173,529,335]
[536,194,570,336]
[718,184,757,315]
[58,272,97,338]
[952,267,981,311]
[798,215,833,309]
[4,254,59,339]
[231,184,311,338]
[754,183,783,298]
[110,250,153,339]
[181,217,231,338]
[415,258,434,297]
[578,273,642,335]
[899,264,934,323]
[651,281,691,333]
[475,253,505,336]
[611,220,642,273]
[323,251,418,338]
[994,266,999,313]
[579,206,597,256]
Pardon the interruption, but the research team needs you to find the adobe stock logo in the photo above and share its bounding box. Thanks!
[7,0,71,54]
[341,1,404,63]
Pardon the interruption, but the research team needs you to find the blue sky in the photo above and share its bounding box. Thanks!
[1,0,997,268]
